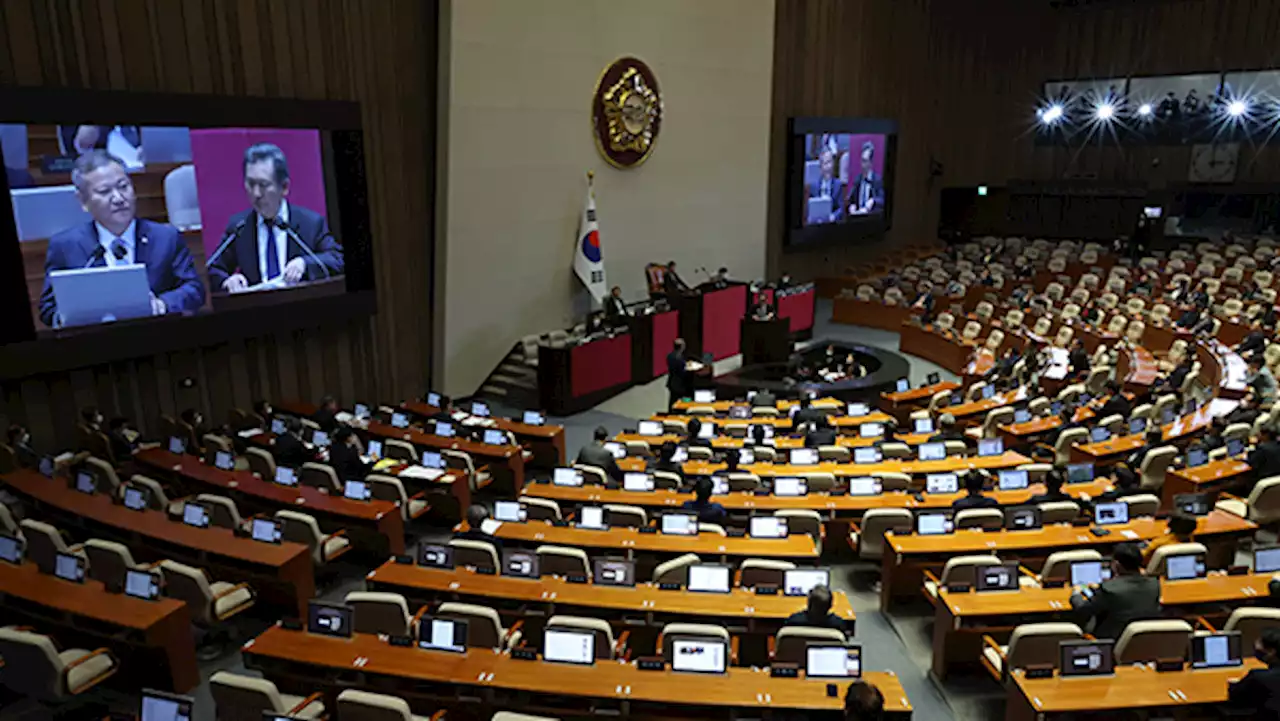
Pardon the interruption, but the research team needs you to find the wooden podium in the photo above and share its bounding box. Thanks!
[740,317,791,366]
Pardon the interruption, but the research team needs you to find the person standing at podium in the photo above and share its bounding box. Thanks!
[208,143,345,294]
[39,150,205,328]
[666,338,693,409]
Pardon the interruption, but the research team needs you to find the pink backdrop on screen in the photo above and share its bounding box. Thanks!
[844,134,886,177]
[189,128,328,258]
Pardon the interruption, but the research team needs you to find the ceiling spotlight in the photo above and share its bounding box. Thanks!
[1137,103,1153,117]
[1228,100,1248,117]
[1042,105,1064,124]
[1096,103,1115,120]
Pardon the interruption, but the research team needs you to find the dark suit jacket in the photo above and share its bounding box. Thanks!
[667,351,690,395]
[849,171,885,213]
[39,219,205,328]
[805,429,838,448]
[603,295,628,322]
[576,442,623,481]
[1229,664,1280,720]
[664,270,689,298]
[952,494,999,511]
[1070,574,1161,640]
[207,205,344,289]
[793,407,826,428]
[311,408,340,433]
[807,178,846,222]
[752,390,778,408]
[272,432,317,468]
[329,442,373,482]
[1097,395,1132,420]
[1250,442,1280,481]
[784,611,850,636]
[13,441,41,469]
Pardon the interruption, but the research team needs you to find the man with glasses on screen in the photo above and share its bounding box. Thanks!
[848,141,885,216]
[39,150,205,328]
[807,146,845,224]
[208,143,344,294]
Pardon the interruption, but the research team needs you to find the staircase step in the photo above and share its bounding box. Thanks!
[481,384,509,396]
[491,373,535,388]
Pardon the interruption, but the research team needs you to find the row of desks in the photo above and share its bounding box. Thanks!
[1,468,315,617]
[243,626,913,719]
[487,519,821,561]
[615,450,1033,478]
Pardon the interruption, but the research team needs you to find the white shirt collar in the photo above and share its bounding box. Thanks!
[96,219,137,251]
[259,200,290,229]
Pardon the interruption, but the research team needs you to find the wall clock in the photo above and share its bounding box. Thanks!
[1187,143,1239,183]
[592,57,663,169]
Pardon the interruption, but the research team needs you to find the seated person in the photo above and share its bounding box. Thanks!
[792,395,826,427]
[251,400,274,428]
[928,413,967,445]
[1028,469,1072,504]
[272,416,320,468]
[804,417,838,448]
[1228,627,1280,720]
[429,394,457,422]
[1198,416,1230,451]
[649,441,682,474]
[311,395,341,432]
[7,424,40,469]
[179,408,206,454]
[1092,380,1131,419]
[686,418,712,448]
[1068,339,1090,377]
[1166,357,1196,392]
[1236,319,1270,359]
[1090,466,1143,505]
[1141,512,1196,566]
[952,471,999,511]
[576,426,624,482]
[1250,427,1280,483]
[329,427,373,481]
[784,584,850,636]
[748,423,770,449]
[454,504,501,549]
[1248,356,1279,407]
[844,680,886,721]
[680,477,727,524]
[1068,542,1160,641]
[106,416,138,461]
[1125,428,1167,470]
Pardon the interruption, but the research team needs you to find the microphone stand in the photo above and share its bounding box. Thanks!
[206,218,249,267]
[278,219,332,281]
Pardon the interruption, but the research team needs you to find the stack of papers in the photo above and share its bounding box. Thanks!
[399,466,446,481]
[480,519,503,535]
[237,428,265,438]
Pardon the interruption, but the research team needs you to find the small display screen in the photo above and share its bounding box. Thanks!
[418,616,468,652]
[997,470,1028,491]
[419,544,454,569]
[592,558,636,587]
[1069,560,1111,587]
[1060,640,1115,677]
[124,569,161,600]
[749,516,788,539]
[1093,502,1128,526]
[123,484,150,511]
[543,628,596,665]
[672,638,727,674]
[661,513,698,535]
[847,477,882,496]
[978,438,1003,457]
[917,442,946,461]
[274,466,297,486]
[784,568,829,596]
[307,602,353,637]
[925,473,958,494]
[687,564,732,593]
[916,513,954,535]
[54,552,86,582]
[251,518,283,544]
[1191,632,1243,669]
[1065,463,1094,484]
[553,468,583,487]
[806,645,862,678]
[501,550,540,579]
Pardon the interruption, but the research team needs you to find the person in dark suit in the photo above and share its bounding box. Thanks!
[952,471,999,511]
[1069,542,1160,641]
[805,417,838,448]
[784,585,850,636]
[751,296,775,321]
[681,477,727,524]
[807,147,846,224]
[685,418,713,449]
[106,417,137,462]
[1126,428,1167,471]
[39,151,205,328]
[207,143,344,293]
[1091,467,1145,505]
[844,680,886,721]
[603,286,629,324]
[663,261,690,302]
[1028,469,1072,504]
[328,427,373,481]
[575,426,623,482]
[1093,381,1132,420]
[272,416,319,468]
[1228,626,1280,719]
[848,141,886,216]
[752,389,778,409]
[928,413,968,446]
[1250,427,1280,483]
[649,441,682,475]
[6,424,40,469]
[792,395,826,428]
[429,395,456,424]
[454,504,501,550]
[1236,320,1270,359]
[251,400,274,429]
[666,338,693,409]
[311,395,341,433]
[1068,338,1090,377]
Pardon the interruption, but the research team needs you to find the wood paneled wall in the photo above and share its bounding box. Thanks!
[770,0,1280,278]
[0,0,437,449]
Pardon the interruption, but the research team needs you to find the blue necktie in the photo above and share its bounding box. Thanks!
[264,220,280,280]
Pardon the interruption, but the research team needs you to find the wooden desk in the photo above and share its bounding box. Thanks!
[899,323,975,375]
[616,450,1031,479]
[364,420,526,496]
[274,401,527,496]
[1161,458,1252,510]
[521,479,1112,517]
[997,408,1095,446]
[0,562,198,692]
[881,381,963,412]
[655,414,799,429]
[1071,406,1220,464]
[831,297,912,333]
[930,572,1277,679]
[401,400,566,468]
[243,626,913,718]
[489,519,820,561]
[672,398,836,413]
[1,469,315,617]
[944,388,1030,421]
[134,448,406,556]
[613,431,932,450]
[1120,344,1160,388]
[1006,662,1260,720]
[879,510,1256,611]
[365,561,856,632]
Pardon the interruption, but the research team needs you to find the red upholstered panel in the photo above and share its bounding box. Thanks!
[570,334,632,397]
[651,310,680,377]
[778,288,816,333]
[702,285,748,361]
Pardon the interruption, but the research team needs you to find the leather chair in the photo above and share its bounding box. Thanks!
[652,554,700,584]
[738,559,795,588]
[981,623,1083,682]
[0,627,118,701]
[275,510,351,566]
[772,626,847,664]
[335,689,433,721]
[449,539,500,571]
[19,519,85,575]
[210,670,326,720]
[536,545,590,577]
[346,591,422,637]
[854,509,912,560]
[1115,620,1192,663]
[435,602,523,650]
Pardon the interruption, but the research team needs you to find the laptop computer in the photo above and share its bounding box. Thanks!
[48,264,152,328]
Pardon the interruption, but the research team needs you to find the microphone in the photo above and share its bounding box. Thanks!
[275,217,332,281]
[83,245,107,268]
[206,217,249,267]
[112,243,127,261]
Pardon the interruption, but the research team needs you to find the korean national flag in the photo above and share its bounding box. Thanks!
[574,176,607,303]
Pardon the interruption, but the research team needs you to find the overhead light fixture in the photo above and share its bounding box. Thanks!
[1041,105,1064,124]
[1096,103,1115,120]
[1228,99,1248,117]
[1137,103,1153,117]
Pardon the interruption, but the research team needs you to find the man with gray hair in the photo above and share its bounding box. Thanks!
[207,142,344,293]
[39,150,204,328]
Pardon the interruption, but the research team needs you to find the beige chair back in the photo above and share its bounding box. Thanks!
[604,504,648,529]
[955,508,1004,530]
[773,626,846,664]
[536,544,590,577]
[1115,620,1192,663]
[776,509,822,538]
[1039,549,1101,583]
[346,591,413,636]
[0,627,97,700]
[335,689,417,721]
[299,462,341,492]
[1004,623,1084,676]
[18,519,78,575]
[738,559,795,588]
[1225,608,1280,653]
[83,538,137,587]
[448,538,499,571]
[856,509,912,560]
[210,671,293,720]
[196,493,243,529]
[520,496,562,521]
[939,555,1002,586]
[652,553,700,584]
[1147,542,1207,577]
[158,559,217,626]
[1139,446,1178,490]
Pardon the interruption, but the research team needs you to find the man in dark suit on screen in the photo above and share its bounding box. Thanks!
[39,150,205,328]
[806,146,845,223]
[848,141,885,216]
[207,143,344,293]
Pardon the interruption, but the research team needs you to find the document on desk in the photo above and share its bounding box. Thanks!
[480,519,503,535]
[399,466,446,482]
[335,412,354,424]
[1121,530,1139,540]
[237,428,265,439]
[461,417,497,428]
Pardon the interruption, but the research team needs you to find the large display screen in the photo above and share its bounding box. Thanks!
[0,88,373,371]
[787,117,897,247]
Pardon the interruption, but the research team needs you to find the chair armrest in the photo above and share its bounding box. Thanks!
[504,620,525,644]
[981,634,1005,660]
[212,582,253,602]
[1218,492,1244,503]
[322,529,351,563]
[767,634,776,660]
[1194,616,1218,632]
[1017,565,1039,581]
[615,630,631,661]
[922,569,942,586]
[430,713,448,721]
[63,648,118,695]
[411,604,430,631]
[409,489,431,502]
[137,560,166,571]
[730,635,740,665]
[287,692,325,716]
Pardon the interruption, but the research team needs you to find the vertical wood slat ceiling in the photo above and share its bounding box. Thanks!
[770,0,1280,278]
[0,0,437,449]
